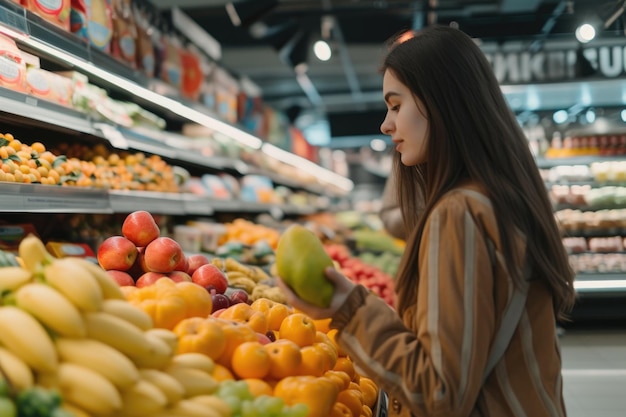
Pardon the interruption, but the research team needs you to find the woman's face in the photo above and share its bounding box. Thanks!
[380,70,429,166]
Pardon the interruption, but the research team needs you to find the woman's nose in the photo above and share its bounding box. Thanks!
[380,116,393,135]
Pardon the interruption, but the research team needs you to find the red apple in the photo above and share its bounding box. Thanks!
[168,270,192,283]
[186,254,210,276]
[192,264,228,294]
[144,237,183,273]
[97,236,138,271]
[127,247,146,279]
[122,210,160,247]
[136,272,168,288]
[173,254,188,272]
[106,270,135,287]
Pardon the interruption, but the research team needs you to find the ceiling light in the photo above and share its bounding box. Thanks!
[370,139,387,152]
[575,23,596,43]
[585,109,596,123]
[553,110,569,124]
[313,40,332,61]
[621,109,626,122]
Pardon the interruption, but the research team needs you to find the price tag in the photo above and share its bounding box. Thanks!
[96,124,129,149]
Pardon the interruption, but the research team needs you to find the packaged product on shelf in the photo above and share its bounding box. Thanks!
[132,4,156,77]
[0,224,40,253]
[180,45,204,101]
[25,66,75,107]
[45,241,97,262]
[0,34,27,93]
[23,0,71,31]
[110,0,137,67]
[213,67,239,124]
[69,0,114,52]
[158,32,183,89]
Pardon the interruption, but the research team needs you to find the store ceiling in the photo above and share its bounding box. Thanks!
[148,0,626,142]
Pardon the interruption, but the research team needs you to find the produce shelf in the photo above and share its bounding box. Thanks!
[536,156,626,169]
[0,182,111,213]
[574,273,626,294]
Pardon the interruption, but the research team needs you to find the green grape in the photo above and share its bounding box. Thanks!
[282,403,310,417]
[241,401,259,417]
[255,395,285,415]
[222,395,242,415]
[0,398,16,417]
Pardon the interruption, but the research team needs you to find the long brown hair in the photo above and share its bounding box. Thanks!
[384,26,575,320]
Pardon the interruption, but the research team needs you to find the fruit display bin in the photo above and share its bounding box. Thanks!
[373,390,389,417]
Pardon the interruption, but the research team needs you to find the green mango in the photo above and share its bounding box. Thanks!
[275,225,334,308]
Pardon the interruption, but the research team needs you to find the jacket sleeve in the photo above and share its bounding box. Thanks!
[331,200,497,417]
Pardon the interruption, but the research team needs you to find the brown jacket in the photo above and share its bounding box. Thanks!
[331,184,566,417]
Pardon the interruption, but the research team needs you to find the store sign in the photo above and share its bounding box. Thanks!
[484,45,626,84]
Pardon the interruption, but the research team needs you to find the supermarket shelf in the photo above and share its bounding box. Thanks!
[0,4,354,196]
[553,203,625,212]
[574,273,626,295]
[561,229,626,238]
[0,183,323,216]
[536,156,626,169]
[545,180,626,187]
[0,87,95,135]
[0,182,111,213]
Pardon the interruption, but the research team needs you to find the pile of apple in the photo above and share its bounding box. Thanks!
[97,211,249,310]
[325,243,396,307]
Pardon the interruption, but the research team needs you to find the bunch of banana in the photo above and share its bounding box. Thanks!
[249,284,288,304]
[1,236,234,417]
[209,256,272,296]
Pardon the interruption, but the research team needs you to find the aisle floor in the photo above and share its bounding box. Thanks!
[560,327,626,417]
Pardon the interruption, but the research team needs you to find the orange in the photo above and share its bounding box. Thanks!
[215,321,258,368]
[297,345,327,377]
[324,370,351,391]
[264,339,302,380]
[219,303,269,334]
[330,402,352,417]
[267,303,292,331]
[327,329,348,356]
[231,341,271,379]
[279,313,317,347]
[243,378,273,397]
[337,389,364,417]
[333,357,356,382]
[359,377,378,408]
[211,363,235,381]
[313,318,332,333]
[250,298,275,315]
[314,341,338,370]
[174,318,226,360]
[361,405,373,417]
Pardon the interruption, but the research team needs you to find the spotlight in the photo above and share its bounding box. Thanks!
[575,23,596,43]
[313,40,332,61]
[553,110,569,124]
[621,109,626,122]
[225,0,278,28]
[585,109,596,123]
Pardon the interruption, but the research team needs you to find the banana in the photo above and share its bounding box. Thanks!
[163,400,222,417]
[165,367,219,397]
[69,257,125,300]
[0,306,58,372]
[120,379,168,417]
[57,362,122,415]
[138,369,185,406]
[225,271,248,281]
[228,277,256,293]
[18,234,54,273]
[61,402,92,417]
[0,267,32,292]
[84,312,154,358]
[14,283,86,338]
[44,258,103,312]
[102,299,153,330]
[0,346,34,390]
[55,338,139,389]
[189,395,231,417]
[169,353,215,374]
[145,328,178,353]
[130,334,172,370]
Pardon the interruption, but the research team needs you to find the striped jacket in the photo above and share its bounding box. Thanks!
[330,184,567,417]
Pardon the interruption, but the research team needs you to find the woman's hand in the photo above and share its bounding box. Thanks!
[276,267,356,320]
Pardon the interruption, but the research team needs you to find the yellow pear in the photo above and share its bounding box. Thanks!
[275,225,334,308]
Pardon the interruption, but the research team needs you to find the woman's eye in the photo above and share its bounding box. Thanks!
[390,105,399,112]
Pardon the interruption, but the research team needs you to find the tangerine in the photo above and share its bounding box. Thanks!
[211,363,235,381]
[327,328,348,356]
[231,342,271,379]
[243,378,274,397]
[267,303,292,331]
[330,402,353,417]
[297,345,327,377]
[215,321,258,368]
[337,388,364,417]
[279,313,317,347]
[333,357,356,382]
[264,339,302,380]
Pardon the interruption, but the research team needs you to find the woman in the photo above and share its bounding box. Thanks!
[278,25,576,417]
